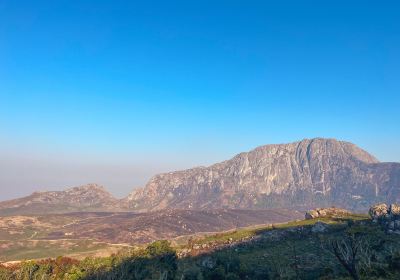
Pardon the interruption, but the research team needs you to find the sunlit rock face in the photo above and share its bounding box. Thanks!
[369,203,400,234]
[126,138,400,212]
[305,207,352,220]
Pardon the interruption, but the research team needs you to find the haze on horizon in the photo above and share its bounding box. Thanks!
[1,1,399,200]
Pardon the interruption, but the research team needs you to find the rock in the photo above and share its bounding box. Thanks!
[369,203,400,234]
[305,210,319,219]
[311,222,328,233]
[389,204,400,217]
[305,207,351,220]
[177,248,192,258]
[369,203,389,220]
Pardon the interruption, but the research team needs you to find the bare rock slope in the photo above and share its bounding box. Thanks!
[126,138,400,212]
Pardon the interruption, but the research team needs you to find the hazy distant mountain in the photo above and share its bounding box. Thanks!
[0,184,120,216]
[1,138,399,215]
[125,138,400,212]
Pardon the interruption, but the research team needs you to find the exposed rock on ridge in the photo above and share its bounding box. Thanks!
[369,203,400,234]
[305,207,352,220]
[125,138,400,212]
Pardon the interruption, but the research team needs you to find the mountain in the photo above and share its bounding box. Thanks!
[125,138,400,212]
[1,138,399,215]
[0,184,121,216]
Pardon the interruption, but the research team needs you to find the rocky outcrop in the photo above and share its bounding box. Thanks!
[369,203,400,234]
[389,204,400,217]
[369,203,390,220]
[305,207,352,220]
[126,138,400,212]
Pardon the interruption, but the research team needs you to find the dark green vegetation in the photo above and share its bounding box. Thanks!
[1,213,400,279]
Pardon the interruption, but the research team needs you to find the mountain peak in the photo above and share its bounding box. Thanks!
[251,138,378,164]
[0,184,119,216]
[126,138,395,211]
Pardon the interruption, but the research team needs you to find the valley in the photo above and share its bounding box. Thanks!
[2,208,400,279]
[0,209,301,262]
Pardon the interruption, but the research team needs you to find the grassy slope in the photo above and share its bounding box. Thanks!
[2,213,400,279]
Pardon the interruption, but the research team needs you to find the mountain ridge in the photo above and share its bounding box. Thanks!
[124,138,398,212]
[0,183,122,215]
[1,138,399,215]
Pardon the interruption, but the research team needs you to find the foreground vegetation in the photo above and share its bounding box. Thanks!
[1,214,400,279]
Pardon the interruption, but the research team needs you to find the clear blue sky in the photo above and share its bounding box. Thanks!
[1,1,399,199]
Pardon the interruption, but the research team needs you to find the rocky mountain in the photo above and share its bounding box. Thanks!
[125,138,400,212]
[1,138,399,215]
[0,184,121,216]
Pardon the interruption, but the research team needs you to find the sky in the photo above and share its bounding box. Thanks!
[0,0,399,200]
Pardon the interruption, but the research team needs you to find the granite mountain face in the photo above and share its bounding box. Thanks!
[1,138,399,215]
[125,138,400,212]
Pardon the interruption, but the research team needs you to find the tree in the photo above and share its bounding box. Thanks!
[325,226,373,280]
[146,240,177,280]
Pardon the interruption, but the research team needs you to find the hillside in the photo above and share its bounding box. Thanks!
[126,138,400,212]
[0,184,121,216]
[0,209,301,261]
[2,207,400,279]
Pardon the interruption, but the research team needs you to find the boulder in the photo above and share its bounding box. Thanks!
[305,207,351,220]
[369,203,400,234]
[369,203,389,220]
[305,210,319,219]
[389,204,400,217]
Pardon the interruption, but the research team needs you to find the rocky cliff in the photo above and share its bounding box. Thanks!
[125,138,400,212]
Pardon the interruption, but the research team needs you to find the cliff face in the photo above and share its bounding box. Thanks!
[125,138,400,211]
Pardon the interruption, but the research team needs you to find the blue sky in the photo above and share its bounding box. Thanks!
[1,1,399,199]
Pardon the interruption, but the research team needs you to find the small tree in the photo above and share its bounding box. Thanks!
[330,235,361,280]
[324,226,373,280]
[146,240,177,280]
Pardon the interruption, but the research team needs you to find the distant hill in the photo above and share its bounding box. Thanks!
[0,184,121,216]
[125,138,400,212]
